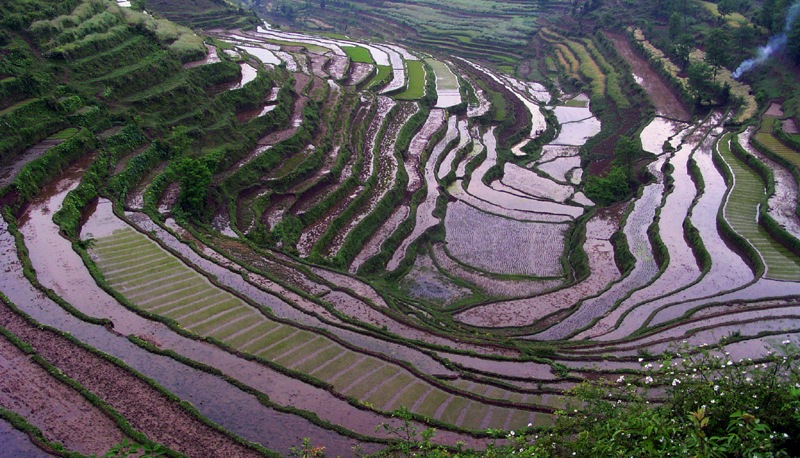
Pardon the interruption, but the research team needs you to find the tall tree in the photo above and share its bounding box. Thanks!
[688,61,715,105]
[705,28,730,78]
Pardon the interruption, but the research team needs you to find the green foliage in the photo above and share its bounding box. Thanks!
[175,157,212,218]
[584,166,631,206]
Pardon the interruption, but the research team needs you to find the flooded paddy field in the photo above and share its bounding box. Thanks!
[5,5,800,454]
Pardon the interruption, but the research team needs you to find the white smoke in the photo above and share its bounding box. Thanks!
[733,1,800,79]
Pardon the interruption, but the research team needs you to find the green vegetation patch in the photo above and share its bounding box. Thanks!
[395,61,426,100]
[342,45,375,64]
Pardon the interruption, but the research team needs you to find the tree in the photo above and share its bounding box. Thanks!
[668,11,682,39]
[705,28,730,78]
[688,61,715,105]
[614,136,642,177]
[175,158,212,218]
[717,0,737,17]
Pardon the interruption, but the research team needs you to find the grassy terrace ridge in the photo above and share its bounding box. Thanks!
[717,133,800,281]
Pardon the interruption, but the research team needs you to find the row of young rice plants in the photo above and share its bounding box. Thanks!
[716,133,800,281]
[89,225,553,433]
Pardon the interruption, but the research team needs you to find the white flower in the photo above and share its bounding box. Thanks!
[713,385,719,391]
[783,339,791,345]
[527,423,532,428]
[645,376,654,384]
[638,358,644,362]
[509,431,515,437]
[726,360,733,366]
[672,378,681,386]
[616,375,625,383]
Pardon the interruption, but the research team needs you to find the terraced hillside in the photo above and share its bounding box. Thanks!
[1,0,800,456]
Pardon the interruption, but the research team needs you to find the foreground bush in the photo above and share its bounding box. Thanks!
[332,341,799,457]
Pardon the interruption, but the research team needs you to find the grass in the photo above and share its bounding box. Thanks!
[696,0,749,27]
[395,60,426,100]
[342,45,375,64]
[425,58,459,91]
[366,65,392,89]
[47,127,79,140]
[717,134,800,281]
[263,38,329,54]
[565,40,605,100]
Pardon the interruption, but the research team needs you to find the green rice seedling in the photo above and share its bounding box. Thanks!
[240,326,296,354]
[718,134,800,280]
[207,314,262,341]
[328,358,379,389]
[111,265,191,289]
[291,346,345,373]
[256,330,316,359]
[187,306,253,335]
[179,299,243,326]
[458,402,491,430]
[487,407,512,429]
[124,276,206,301]
[310,352,363,380]
[272,336,329,364]
[367,372,415,408]
[344,366,399,399]
[384,381,429,412]
[756,133,800,168]
[366,65,393,89]
[342,45,374,64]
[145,289,224,317]
[395,61,426,100]
[139,285,215,311]
[105,259,183,284]
[507,409,534,430]
[414,390,450,417]
[225,322,278,348]
[439,396,470,425]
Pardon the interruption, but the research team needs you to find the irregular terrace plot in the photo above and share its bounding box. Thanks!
[717,134,800,280]
[427,58,462,108]
[537,157,665,340]
[0,334,127,456]
[324,101,417,258]
[438,118,471,180]
[738,128,800,240]
[388,115,460,271]
[445,201,567,277]
[646,132,755,326]
[456,206,622,328]
[585,118,722,340]
[468,129,583,218]
[500,163,575,203]
[431,244,563,298]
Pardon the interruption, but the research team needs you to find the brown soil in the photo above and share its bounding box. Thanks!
[605,33,690,121]
[0,302,264,458]
[0,334,126,455]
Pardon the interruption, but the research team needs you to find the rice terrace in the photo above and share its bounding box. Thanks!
[2,0,800,456]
